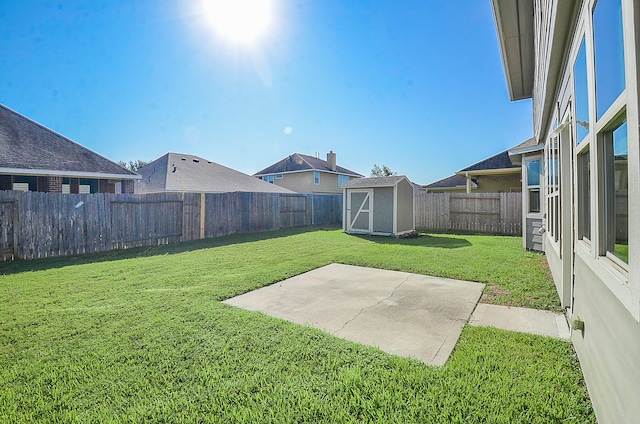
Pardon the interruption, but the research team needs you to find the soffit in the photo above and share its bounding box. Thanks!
[491,0,535,101]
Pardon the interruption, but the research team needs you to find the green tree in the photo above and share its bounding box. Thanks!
[118,159,149,172]
[370,164,397,177]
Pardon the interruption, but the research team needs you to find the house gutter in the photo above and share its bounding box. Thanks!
[0,167,141,180]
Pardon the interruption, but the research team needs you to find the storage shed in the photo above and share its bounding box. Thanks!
[342,176,415,237]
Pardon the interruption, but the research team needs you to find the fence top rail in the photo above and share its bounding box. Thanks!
[110,199,184,204]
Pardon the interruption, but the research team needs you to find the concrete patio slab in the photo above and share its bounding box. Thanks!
[469,303,570,340]
[223,263,485,366]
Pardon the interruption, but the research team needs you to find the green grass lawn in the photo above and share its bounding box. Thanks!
[0,228,594,422]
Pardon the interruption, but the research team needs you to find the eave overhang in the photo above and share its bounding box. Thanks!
[491,0,535,101]
[536,0,580,140]
[456,167,521,177]
[0,167,141,180]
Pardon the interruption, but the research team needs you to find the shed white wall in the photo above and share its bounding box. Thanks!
[396,179,415,234]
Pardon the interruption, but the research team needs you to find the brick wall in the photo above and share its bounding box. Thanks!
[37,176,49,192]
[70,178,80,194]
[0,175,11,191]
[99,179,116,194]
[46,176,63,193]
[121,180,135,194]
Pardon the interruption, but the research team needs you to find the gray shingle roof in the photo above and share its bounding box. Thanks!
[511,137,538,150]
[424,174,477,190]
[0,104,137,178]
[458,149,517,173]
[254,153,363,177]
[508,136,543,155]
[341,175,409,188]
[137,152,295,194]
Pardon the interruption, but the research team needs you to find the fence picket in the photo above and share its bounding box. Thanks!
[0,189,519,262]
[415,192,521,235]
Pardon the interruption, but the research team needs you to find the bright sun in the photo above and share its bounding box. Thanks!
[203,0,272,43]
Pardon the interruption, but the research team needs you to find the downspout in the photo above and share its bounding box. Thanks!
[465,172,472,194]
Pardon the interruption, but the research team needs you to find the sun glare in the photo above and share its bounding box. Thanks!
[203,0,272,43]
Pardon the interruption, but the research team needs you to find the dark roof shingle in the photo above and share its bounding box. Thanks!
[458,150,517,173]
[423,174,477,190]
[0,104,137,177]
[255,153,362,177]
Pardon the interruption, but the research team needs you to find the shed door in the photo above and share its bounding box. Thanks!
[347,189,373,233]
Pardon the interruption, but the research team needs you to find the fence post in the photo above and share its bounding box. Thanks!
[200,192,206,239]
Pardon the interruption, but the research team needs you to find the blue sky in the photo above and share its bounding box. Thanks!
[1,0,532,184]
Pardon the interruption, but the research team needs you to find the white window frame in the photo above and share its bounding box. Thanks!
[524,155,542,217]
[545,135,560,249]
[313,171,320,185]
[570,0,638,320]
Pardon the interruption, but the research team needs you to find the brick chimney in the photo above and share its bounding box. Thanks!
[327,151,336,171]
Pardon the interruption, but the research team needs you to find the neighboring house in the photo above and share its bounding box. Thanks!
[492,0,639,423]
[0,104,139,193]
[254,151,363,194]
[424,147,523,193]
[136,152,295,194]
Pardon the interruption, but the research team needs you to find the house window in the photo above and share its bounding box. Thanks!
[314,171,320,185]
[545,136,560,244]
[79,178,98,194]
[12,176,37,192]
[338,175,350,186]
[574,38,590,144]
[577,150,591,241]
[593,0,625,120]
[261,175,275,184]
[600,120,628,264]
[526,158,541,214]
[275,174,283,179]
[62,177,70,194]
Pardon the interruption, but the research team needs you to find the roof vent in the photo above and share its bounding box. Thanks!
[181,158,186,161]
[193,159,199,163]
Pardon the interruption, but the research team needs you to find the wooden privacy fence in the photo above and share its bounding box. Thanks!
[415,192,522,235]
[0,191,342,262]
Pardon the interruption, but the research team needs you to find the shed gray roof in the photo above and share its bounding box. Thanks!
[424,174,478,190]
[255,153,363,177]
[341,175,409,188]
[0,104,138,179]
[458,149,518,173]
[137,152,295,194]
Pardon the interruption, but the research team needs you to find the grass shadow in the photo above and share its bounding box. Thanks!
[350,233,472,249]
[0,226,340,276]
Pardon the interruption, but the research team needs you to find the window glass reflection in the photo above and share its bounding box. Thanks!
[594,0,625,120]
[574,39,590,143]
